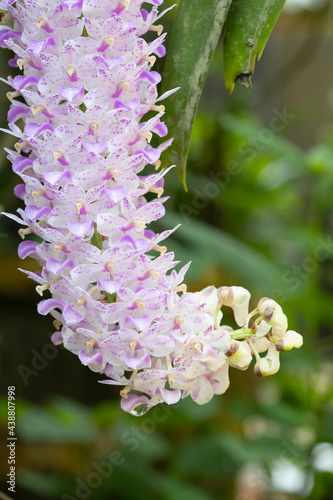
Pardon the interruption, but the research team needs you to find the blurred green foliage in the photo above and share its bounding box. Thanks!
[1,1,333,499]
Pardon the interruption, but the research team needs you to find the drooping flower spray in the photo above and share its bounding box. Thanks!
[0,0,302,416]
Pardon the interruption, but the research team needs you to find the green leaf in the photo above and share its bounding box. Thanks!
[219,113,304,165]
[17,399,98,443]
[18,470,71,497]
[161,0,232,188]
[160,211,289,295]
[223,0,286,93]
[163,478,215,500]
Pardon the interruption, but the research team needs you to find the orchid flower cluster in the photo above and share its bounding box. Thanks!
[0,0,302,416]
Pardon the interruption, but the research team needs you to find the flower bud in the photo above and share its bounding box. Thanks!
[218,286,251,326]
[257,297,287,337]
[225,340,252,370]
[276,330,303,351]
[217,286,234,305]
[254,344,280,377]
[258,298,281,321]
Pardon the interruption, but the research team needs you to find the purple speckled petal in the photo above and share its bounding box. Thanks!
[8,106,29,123]
[156,387,181,405]
[0,29,21,47]
[46,257,75,274]
[139,71,161,85]
[104,185,127,203]
[27,38,56,55]
[38,299,64,315]
[11,75,40,91]
[12,157,34,174]
[63,304,85,325]
[97,278,122,294]
[25,122,55,137]
[140,9,149,22]
[113,97,140,112]
[43,169,71,185]
[51,331,63,345]
[124,315,152,331]
[14,184,25,199]
[153,121,168,137]
[133,148,161,164]
[153,43,166,58]
[78,350,104,371]
[124,353,151,370]
[59,85,84,101]
[18,240,38,259]
[61,0,83,9]
[93,55,122,69]
[25,205,51,221]
[119,234,147,251]
[82,141,107,154]
[67,219,94,238]
[8,56,19,67]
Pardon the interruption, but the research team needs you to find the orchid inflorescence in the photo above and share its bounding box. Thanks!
[0,0,302,416]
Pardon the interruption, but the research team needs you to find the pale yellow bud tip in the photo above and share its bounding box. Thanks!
[277,330,303,351]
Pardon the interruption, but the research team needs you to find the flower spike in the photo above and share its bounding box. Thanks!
[0,0,302,415]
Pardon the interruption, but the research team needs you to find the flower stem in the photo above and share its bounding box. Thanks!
[231,328,254,340]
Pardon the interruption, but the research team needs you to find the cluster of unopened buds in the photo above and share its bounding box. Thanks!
[0,0,302,416]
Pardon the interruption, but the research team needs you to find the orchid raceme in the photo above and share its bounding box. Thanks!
[0,0,302,416]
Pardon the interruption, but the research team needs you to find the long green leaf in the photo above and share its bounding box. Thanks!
[161,0,232,188]
[223,0,286,93]
[219,113,304,165]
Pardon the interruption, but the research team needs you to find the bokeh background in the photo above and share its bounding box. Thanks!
[1,0,333,498]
